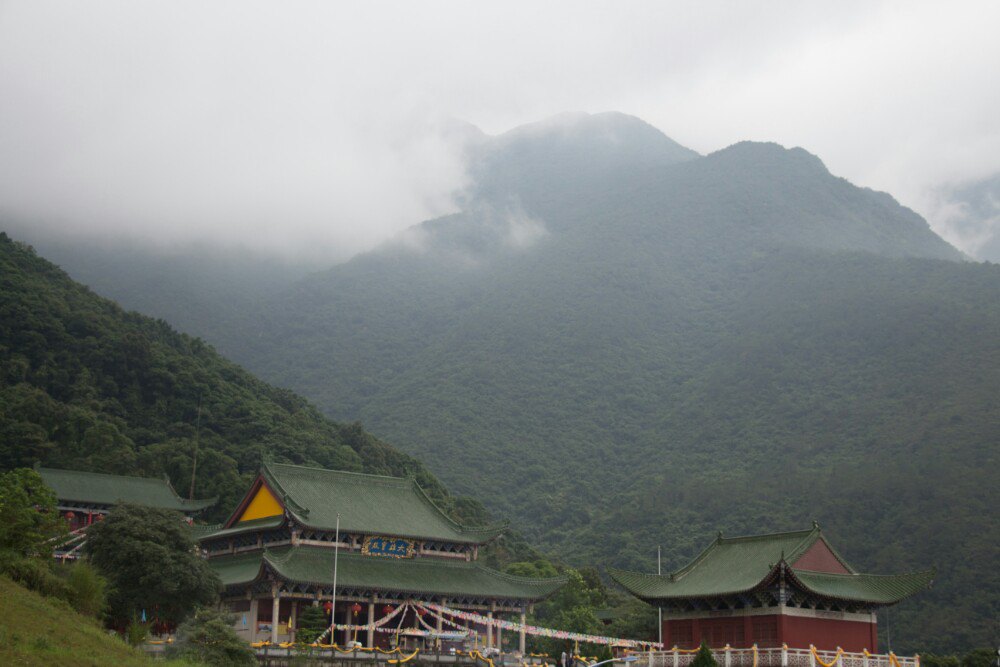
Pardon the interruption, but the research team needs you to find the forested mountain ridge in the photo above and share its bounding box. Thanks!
[0,232,518,549]
[208,114,994,652]
[8,112,998,652]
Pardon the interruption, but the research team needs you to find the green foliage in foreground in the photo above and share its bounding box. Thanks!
[85,504,220,627]
[0,468,65,558]
[167,608,256,666]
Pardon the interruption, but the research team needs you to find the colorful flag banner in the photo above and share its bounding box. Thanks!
[421,603,662,649]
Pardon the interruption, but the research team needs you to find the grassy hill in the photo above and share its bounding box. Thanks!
[0,576,192,666]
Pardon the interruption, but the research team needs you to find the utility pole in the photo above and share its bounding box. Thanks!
[657,546,663,648]
[189,394,202,500]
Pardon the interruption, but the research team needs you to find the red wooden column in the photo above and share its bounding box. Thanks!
[692,618,701,647]
[743,616,753,648]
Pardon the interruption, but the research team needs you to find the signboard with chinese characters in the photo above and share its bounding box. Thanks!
[362,535,414,559]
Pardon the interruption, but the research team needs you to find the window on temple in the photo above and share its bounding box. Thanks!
[672,620,694,648]
[752,617,778,647]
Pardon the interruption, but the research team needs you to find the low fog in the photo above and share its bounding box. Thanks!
[1,0,999,261]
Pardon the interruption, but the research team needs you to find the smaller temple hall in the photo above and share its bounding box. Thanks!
[198,461,567,648]
[610,525,933,652]
[37,465,216,531]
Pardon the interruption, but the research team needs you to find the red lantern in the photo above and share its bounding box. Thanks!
[382,605,394,615]
[351,603,363,616]
[64,511,75,520]
[416,608,427,616]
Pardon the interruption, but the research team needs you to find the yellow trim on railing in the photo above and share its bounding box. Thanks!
[673,646,701,654]
[811,645,845,667]
[388,649,421,664]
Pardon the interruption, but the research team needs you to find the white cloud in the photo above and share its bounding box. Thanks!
[1,0,998,258]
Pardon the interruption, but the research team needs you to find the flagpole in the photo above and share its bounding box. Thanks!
[331,512,341,645]
[657,546,662,648]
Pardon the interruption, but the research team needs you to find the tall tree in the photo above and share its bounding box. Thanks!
[85,503,220,626]
[0,468,65,558]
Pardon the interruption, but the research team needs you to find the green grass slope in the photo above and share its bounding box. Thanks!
[0,576,192,667]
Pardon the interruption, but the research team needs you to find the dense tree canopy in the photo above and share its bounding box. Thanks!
[85,503,220,626]
[0,468,65,558]
[0,232,514,540]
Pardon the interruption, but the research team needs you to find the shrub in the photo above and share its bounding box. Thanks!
[922,654,961,667]
[62,560,107,618]
[691,642,719,667]
[125,616,150,647]
[296,604,329,644]
[166,608,256,666]
[961,649,996,667]
[1,555,71,600]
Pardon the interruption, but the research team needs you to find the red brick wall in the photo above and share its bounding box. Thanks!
[663,614,877,652]
[781,614,877,652]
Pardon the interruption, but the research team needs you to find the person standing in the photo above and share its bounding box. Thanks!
[562,650,568,667]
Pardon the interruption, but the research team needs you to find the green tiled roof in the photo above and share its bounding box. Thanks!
[609,527,932,606]
[197,516,285,541]
[257,462,507,544]
[791,570,935,605]
[212,551,267,587]
[37,466,216,513]
[210,545,567,600]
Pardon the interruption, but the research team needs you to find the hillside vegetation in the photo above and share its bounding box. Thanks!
[0,232,511,541]
[11,113,999,652]
[205,114,994,652]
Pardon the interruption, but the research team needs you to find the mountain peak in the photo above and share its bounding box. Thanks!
[469,111,698,205]
[710,141,829,175]
[493,111,699,162]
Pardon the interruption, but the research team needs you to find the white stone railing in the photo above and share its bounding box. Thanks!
[640,646,918,667]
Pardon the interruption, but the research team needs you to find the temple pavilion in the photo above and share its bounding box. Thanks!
[198,461,567,649]
[610,525,933,652]
[36,465,216,532]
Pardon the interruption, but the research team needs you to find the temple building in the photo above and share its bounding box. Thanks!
[610,525,933,652]
[198,461,566,649]
[36,465,217,531]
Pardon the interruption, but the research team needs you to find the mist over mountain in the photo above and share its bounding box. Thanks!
[935,173,1000,262]
[11,112,997,651]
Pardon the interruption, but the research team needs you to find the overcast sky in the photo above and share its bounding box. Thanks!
[2,1,998,260]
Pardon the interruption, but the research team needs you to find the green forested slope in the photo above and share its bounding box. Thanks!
[196,115,994,652]
[0,232,506,535]
[11,113,998,652]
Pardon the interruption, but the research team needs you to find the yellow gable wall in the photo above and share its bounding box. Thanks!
[238,484,283,522]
